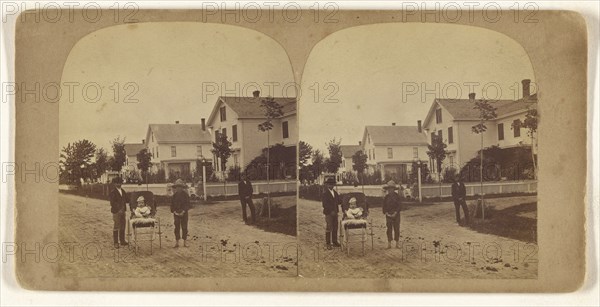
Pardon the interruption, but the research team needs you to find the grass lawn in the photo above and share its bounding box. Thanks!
[467,201,537,243]
[253,195,297,236]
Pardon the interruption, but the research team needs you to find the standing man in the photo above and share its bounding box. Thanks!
[171,179,190,248]
[238,174,256,224]
[109,177,128,249]
[322,177,341,249]
[382,180,401,249]
[451,175,470,225]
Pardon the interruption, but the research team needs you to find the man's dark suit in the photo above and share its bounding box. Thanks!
[109,187,128,244]
[238,180,256,223]
[322,188,341,245]
[451,181,469,224]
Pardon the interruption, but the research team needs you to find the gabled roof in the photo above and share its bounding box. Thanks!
[363,126,428,146]
[340,145,362,158]
[207,96,297,125]
[146,124,212,144]
[124,143,145,156]
[423,94,537,126]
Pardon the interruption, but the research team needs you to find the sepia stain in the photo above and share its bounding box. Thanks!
[127,24,138,30]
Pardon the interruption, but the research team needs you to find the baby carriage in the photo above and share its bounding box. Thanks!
[338,192,374,255]
[126,191,162,254]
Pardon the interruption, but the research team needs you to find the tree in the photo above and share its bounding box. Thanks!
[352,150,368,191]
[471,99,498,219]
[110,136,126,172]
[513,108,538,179]
[311,149,325,180]
[211,132,233,194]
[59,139,97,185]
[299,141,313,182]
[94,148,109,181]
[136,148,152,185]
[426,133,448,182]
[325,137,343,173]
[258,97,284,220]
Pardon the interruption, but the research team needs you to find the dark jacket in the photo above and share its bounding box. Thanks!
[109,187,128,214]
[171,190,190,214]
[383,191,402,215]
[451,182,467,201]
[238,180,254,199]
[322,188,341,215]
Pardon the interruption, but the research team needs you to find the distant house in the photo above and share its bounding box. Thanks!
[206,91,297,175]
[339,144,362,174]
[144,122,212,180]
[361,124,429,183]
[123,142,146,175]
[422,79,537,176]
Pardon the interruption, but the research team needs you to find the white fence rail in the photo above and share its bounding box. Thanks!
[119,180,297,197]
[335,180,537,198]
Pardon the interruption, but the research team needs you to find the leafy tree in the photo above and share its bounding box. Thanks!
[512,108,538,179]
[410,161,430,184]
[211,132,233,177]
[311,149,325,179]
[426,134,448,182]
[94,148,109,182]
[471,99,498,219]
[136,148,152,183]
[299,141,314,182]
[351,150,368,187]
[325,137,343,173]
[59,139,97,185]
[110,136,126,172]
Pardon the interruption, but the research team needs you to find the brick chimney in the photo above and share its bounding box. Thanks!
[469,93,476,100]
[359,141,362,146]
[522,79,531,98]
[142,139,145,144]
[253,90,260,98]
[201,118,206,131]
[175,121,179,124]
[417,120,422,133]
[392,122,396,126]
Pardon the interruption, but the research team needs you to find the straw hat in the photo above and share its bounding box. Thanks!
[382,180,399,190]
[172,179,187,188]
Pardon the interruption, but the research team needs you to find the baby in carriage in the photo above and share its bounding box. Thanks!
[342,197,367,227]
[130,196,156,227]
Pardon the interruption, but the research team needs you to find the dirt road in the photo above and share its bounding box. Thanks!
[58,193,297,278]
[297,196,538,279]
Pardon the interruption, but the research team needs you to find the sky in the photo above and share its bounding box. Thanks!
[299,23,535,152]
[59,22,295,153]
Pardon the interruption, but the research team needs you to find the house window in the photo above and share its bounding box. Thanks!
[413,147,418,159]
[151,132,154,142]
[387,148,393,159]
[448,127,454,144]
[151,147,154,158]
[219,106,226,122]
[233,154,238,166]
[449,155,454,166]
[196,145,202,157]
[232,125,238,142]
[431,131,436,143]
[282,121,289,139]
[373,149,376,160]
[513,120,521,137]
[215,130,220,141]
[222,128,227,137]
[368,149,372,160]
[438,130,443,142]
[435,108,442,123]
[498,123,505,140]
[171,146,176,157]
[156,147,159,158]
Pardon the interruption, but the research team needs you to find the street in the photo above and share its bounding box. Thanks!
[58,193,297,278]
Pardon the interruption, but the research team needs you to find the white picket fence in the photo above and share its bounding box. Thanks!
[120,180,297,197]
[336,180,537,198]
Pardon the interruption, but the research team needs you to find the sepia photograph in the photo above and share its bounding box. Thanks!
[298,23,539,279]
[57,22,298,278]
[7,5,590,295]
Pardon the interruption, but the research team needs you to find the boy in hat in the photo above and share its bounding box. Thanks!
[382,180,402,249]
[322,177,341,249]
[109,177,128,249]
[171,179,190,248]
